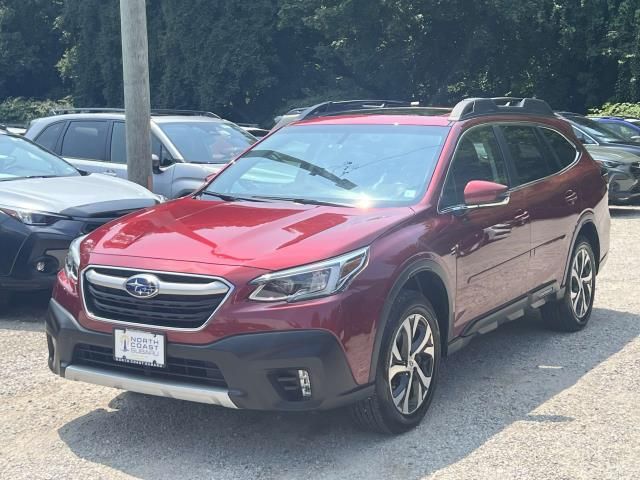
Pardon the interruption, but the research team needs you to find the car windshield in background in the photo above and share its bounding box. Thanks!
[159,121,256,164]
[206,124,450,207]
[0,135,79,181]
[568,116,627,143]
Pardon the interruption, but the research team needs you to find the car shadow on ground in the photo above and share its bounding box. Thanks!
[57,307,640,480]
[0,290,50,324]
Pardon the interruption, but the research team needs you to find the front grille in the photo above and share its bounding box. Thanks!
[73,344,228,388]
[82,222,108,234]
[83,267,231,329]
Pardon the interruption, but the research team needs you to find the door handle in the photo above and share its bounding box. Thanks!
[514,209,530,225]
[103,170,118,177]
[564,190,578,205]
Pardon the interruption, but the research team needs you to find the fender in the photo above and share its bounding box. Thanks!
[560,210,597,291]
[367,256,454,383]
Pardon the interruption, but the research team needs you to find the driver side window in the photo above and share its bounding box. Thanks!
[440,126,509,209]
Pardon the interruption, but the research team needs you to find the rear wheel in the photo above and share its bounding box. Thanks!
[351,290,440,434]
[542,238,596,332]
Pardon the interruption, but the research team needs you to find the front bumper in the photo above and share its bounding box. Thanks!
[608,171,640,203]
[46,299,373,411]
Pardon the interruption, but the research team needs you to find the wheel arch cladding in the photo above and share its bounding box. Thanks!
[368,260,453,383]
[577,221,600,272]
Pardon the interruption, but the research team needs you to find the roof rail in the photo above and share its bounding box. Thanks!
[311,106,452,119]
[301,100,419,120]
[449,97,554,121]
[50,107,220,118]
[150,109,220,118]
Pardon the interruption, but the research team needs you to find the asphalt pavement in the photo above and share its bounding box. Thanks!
[1,207,638,480]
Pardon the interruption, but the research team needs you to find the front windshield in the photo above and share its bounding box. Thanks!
[205,124,450,207]
[0,135,79,181]
[159,121,256,164]
[568,116,627,143]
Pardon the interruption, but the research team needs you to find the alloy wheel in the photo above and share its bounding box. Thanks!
[388,313,435,415]
[570,246,593,319]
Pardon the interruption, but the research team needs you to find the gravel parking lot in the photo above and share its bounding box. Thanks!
[1,207,639,480]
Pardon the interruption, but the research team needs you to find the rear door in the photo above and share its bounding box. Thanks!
[439,124,531,335]
[59,120,112,175]
[499,124,581,291]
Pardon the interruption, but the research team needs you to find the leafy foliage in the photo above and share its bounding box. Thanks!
[589,102,640,118]
[3,0,640,124]
[0,96,72,125]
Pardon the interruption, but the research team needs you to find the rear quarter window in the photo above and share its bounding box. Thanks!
[539,128,578,169]
[35,122,65,151]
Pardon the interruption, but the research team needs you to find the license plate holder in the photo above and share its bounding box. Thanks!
[113,328,166,368]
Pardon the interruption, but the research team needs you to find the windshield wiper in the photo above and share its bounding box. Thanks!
[0,175,58,182]
[250,196,353,207]
[197,191,270,203]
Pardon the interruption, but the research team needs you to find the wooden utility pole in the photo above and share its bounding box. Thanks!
[119,0,152,189]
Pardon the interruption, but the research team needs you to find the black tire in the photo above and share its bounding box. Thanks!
[541,237,596,332]
[351,290,441,434]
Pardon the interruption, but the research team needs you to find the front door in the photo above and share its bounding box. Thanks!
[438,125,531,336]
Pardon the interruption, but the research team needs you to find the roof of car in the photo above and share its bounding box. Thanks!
[34,113,225,123]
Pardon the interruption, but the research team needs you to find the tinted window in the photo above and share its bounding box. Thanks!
[566,116,625,143]
[440,126,509,208]
[159,121,255,164]
[502,126,558,185]
[111,122,167,165]
[0,135,79,181]
[602,121,640,141]
[207,124,450,207]
[540,128,578,169]
[61,121,108,160]
[35,122,64,151]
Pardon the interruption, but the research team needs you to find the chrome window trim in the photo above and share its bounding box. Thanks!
[437,121,584,214]
[506,124,582,192]
[80,265,235,332]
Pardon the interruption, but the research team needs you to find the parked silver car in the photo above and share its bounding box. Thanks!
[25,109,257,198]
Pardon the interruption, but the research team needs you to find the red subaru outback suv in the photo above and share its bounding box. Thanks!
[47,98,610,433]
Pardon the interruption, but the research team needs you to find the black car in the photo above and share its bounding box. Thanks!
[0,130,161,306]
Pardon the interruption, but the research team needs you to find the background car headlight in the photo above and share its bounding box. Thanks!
[249,247,369,302]
[598,159,623,169]
[0,207,68,226]
[64,235,86,281]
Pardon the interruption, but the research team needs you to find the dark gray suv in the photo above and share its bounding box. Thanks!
[25,109,257,198]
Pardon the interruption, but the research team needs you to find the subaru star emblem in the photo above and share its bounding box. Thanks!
[125,274,160,298]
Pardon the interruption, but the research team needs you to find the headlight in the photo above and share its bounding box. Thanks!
[0,207,69,226]
[598,159,623,169]
[249,247,369,302]
[64,235,86,281]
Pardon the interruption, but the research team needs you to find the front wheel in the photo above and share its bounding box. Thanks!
[542,238,596,332]
[351,290,441,434]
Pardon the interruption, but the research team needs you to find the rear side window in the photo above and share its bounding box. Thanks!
[501,126,559,185]
[440,125,510,208]
[61,121,109,160]
[539,128,578,169]
[35,122,64,151]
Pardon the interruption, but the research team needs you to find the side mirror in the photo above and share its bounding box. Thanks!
[463,180,509,207]
[151,154,161,174]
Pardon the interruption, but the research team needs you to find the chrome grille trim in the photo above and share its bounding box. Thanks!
[85,269,230,296]
[80,265,234,332]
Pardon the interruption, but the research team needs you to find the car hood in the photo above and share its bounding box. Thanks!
[0,174,158,216]
[584,145,640,164]
[88,198,415,271]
